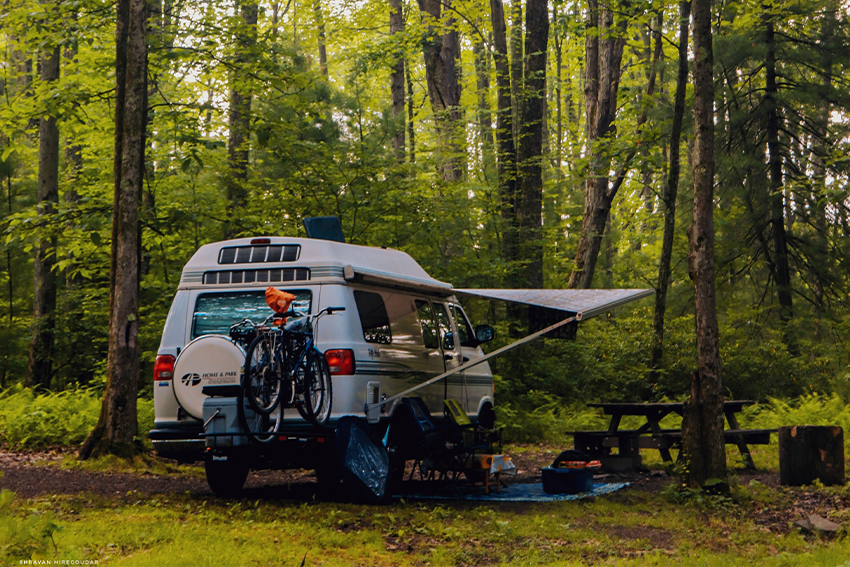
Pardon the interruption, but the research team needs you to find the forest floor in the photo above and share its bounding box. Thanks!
[2,444,850,566]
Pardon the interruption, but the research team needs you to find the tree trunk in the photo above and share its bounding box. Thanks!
[809,6,836,315]
[568,2,626,289]
[779,426,844,487]
[313,0,328,76]
[417,0,462,182]
[681,0,726,489]
[553,5,562,173]
[472,31,493,174]
[224,1,257,239]
[515,0,548,289]
[389,0,405,161]
[489,0,518,282]
[509,0,522,142]
[406,64,416,162]
[650,0,690,380]
[79,0,148,460]
[27,43,60,390]
[764,17,793,327]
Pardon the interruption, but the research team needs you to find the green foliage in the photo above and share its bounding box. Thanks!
[0,386,154,450]
[738,394,850,450]
[496,394,608,443]
[0,489,61,563]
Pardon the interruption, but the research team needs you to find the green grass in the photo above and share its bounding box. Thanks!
[2,483,850,566]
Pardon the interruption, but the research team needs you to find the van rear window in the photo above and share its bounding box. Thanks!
[354,291,392,344]
[191,290,312,339]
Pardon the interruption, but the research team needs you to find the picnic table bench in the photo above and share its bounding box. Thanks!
[572,401,775,470]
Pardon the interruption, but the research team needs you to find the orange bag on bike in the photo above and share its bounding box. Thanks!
[265,287,296,314]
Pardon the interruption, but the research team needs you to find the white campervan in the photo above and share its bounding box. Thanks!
[150,235,495,461]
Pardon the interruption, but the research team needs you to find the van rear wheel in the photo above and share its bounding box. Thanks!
[205,458,249,498]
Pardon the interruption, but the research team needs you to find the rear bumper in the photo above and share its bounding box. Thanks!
[150,426,204,461]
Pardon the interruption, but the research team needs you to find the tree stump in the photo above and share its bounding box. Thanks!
[779,426,844,486]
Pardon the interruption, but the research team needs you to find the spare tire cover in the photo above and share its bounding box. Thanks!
[173,335,244,420]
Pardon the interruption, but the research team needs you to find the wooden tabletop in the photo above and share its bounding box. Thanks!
[587,400,755,415]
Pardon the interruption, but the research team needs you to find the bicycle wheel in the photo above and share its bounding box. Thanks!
[244,332,282,415]
[302,348,333,427]
[237,381,282,444]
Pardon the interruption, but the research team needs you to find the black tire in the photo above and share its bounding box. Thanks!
[244,333,282,415]
[302,349,333,427]
[205,457,249,498]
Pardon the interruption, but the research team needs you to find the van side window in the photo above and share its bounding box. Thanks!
[192,290,312,339]
[450,305,476,347]
[433,303,455,350]
[415,300,439,349]
[354,291,392,344]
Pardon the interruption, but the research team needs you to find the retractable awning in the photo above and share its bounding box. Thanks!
[453,288,654,320]
[364,286,654,421]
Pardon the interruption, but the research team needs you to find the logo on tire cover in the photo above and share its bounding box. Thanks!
[181,373,201,387]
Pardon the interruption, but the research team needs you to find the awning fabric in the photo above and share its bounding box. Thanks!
[453,288,654,320]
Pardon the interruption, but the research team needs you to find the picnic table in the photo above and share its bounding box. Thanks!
[573,401,775,470]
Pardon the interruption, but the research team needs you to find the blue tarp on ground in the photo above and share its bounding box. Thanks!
[396,482,630,502]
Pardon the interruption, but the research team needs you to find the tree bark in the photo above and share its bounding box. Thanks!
[489,0,518,282]
[515,0,548,289]
[27,42,60,390]
[406,64,416,162]
[224,1,257,239]
[417,0,463,182]
[79,0,148,460]
[389,0,405,161]
[764,16,793,327]
[681,0,726,488]
[809,5,836,315]
[650,0,690,380]
[313,0,328,76]
[568,2,627,289]
[472,31,493,174]
[509,0,522,142]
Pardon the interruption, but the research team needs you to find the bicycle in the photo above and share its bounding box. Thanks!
[233,306,344,443]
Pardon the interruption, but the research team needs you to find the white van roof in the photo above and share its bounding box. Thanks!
[179,236,452,293]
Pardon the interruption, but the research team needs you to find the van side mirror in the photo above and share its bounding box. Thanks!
[474,325,494,343]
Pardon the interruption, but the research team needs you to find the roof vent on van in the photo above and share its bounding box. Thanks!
[303,216,345,243]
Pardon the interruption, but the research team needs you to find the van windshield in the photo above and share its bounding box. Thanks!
[191,290,312,339]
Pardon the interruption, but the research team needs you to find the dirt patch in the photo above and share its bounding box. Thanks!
[605,525,676,550]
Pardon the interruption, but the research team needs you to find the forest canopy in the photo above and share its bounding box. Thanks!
[2,0,850,414]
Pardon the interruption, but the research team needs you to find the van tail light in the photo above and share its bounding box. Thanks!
[154,354,175,381]
[324,349,355,375]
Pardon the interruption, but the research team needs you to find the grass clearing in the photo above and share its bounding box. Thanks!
[2,478,850,566]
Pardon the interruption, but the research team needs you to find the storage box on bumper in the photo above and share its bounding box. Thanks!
[203,396,253,448]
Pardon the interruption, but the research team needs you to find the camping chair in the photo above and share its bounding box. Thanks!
[443,399,512,493]
[386,397,470,482]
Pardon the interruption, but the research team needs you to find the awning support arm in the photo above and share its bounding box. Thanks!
[364,312,581,415]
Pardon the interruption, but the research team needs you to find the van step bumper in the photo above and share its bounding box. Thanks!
[150,427,204,461]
